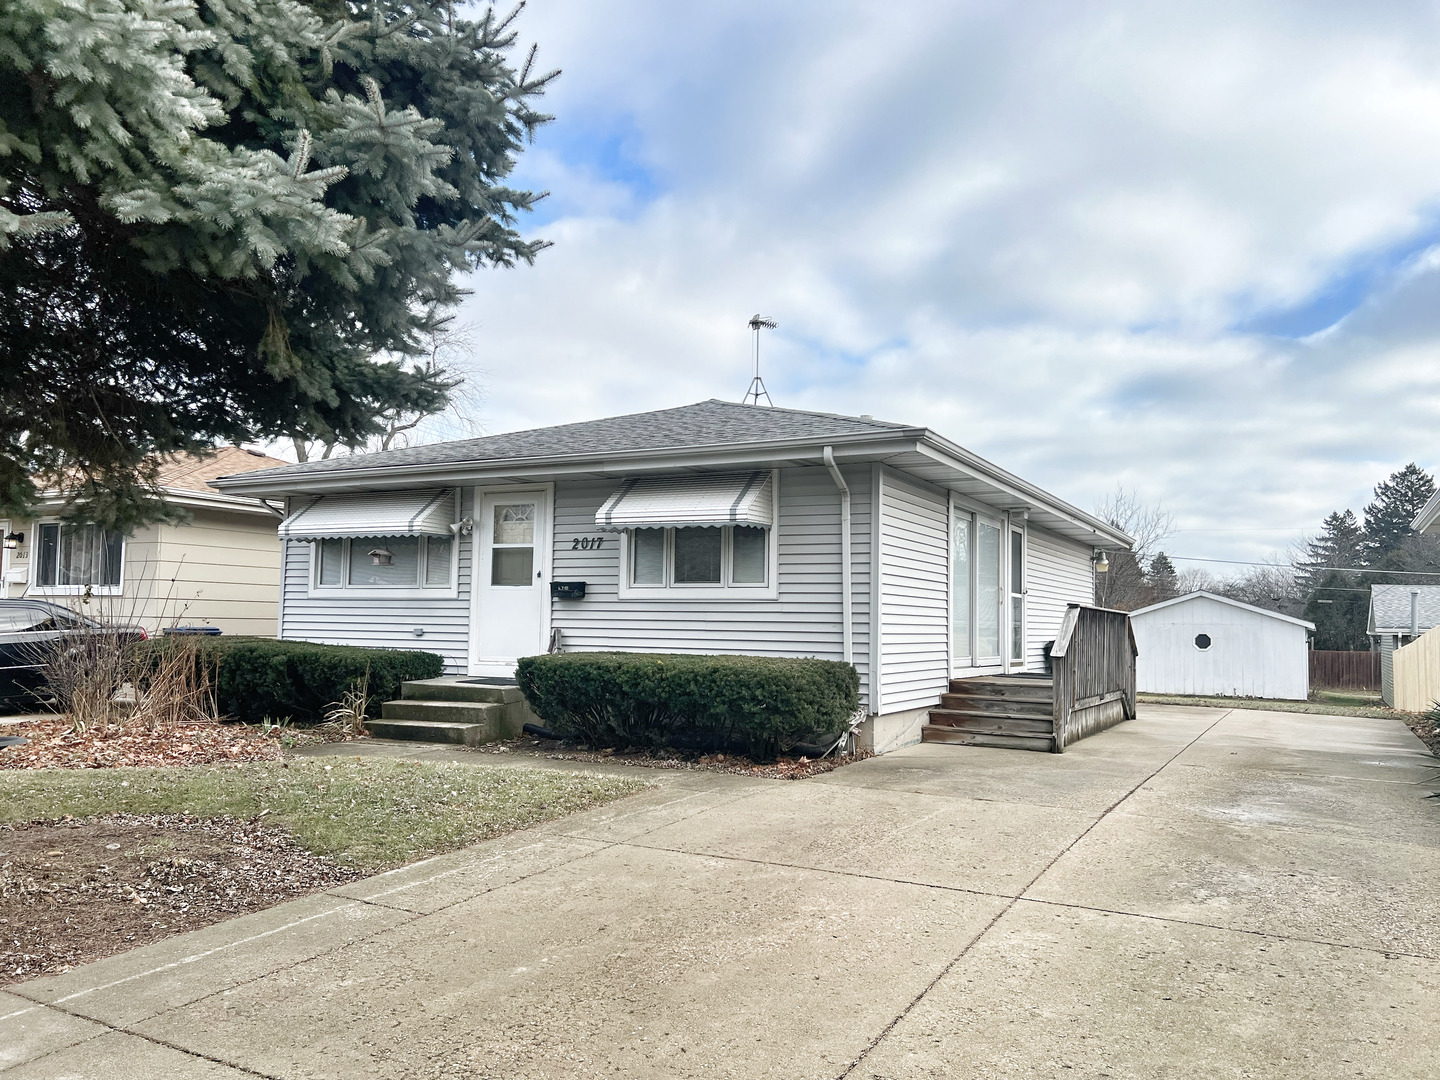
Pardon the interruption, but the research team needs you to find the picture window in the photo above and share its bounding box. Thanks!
[314,535,454,591]
[34,523,123,590]
[627,526,769,590]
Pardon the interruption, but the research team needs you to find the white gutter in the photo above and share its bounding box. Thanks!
[823,446,853,666]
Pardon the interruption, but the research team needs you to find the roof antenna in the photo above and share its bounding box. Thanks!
[743,314,777,406]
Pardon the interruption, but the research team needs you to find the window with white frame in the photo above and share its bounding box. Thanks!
[34,523,123,590]
[627,525,770,590]
[313,534,454,591]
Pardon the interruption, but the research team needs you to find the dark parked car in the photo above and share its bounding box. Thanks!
[0,599,148,706]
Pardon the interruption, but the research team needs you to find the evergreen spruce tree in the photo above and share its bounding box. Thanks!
[1148,552,1179,601]
[0,1,555,528]
[1362,464,1435,563]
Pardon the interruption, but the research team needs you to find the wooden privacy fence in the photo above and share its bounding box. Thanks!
[1309,650,1381,690]
[1050,603,1138,752]
[1392,627,1440,712]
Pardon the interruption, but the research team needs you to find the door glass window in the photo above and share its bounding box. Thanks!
[491,503,537,587]
[673,528,722,584]
[1010,528,1025,662]
[953,512,971,661]
[976,522,1001,658]
[632,529,665,585]
[494,505,535,544]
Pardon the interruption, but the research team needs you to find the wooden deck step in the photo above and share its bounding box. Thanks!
[937,693,1052,717]
[921,724,1056,752]
[946,677,1053,703]
[926,710,1056,736]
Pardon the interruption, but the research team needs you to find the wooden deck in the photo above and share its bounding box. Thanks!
[922,604,1138,754]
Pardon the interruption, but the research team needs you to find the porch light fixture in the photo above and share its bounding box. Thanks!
[1094,551,1109,574]
[2,532,21,550]
[450,516,474,537]
[367,546,394,566]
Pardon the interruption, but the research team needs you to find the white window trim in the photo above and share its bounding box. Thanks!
[616,470,780,601]
[308,532,460,600]
[28,518,125,597]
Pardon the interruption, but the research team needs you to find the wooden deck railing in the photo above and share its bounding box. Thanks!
[1050,603,1138,753]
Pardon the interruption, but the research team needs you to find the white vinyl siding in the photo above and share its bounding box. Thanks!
[1024,525,1096,670]
[278,489,474,673]
[550,466,874,708]
[878,470,949,713]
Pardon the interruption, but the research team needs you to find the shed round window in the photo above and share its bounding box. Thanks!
[1194,633,1212,651]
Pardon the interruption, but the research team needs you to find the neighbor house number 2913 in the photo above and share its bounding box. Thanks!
[571,536,605,550]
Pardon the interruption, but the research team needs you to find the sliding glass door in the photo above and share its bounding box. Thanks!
[952,502,1005,668]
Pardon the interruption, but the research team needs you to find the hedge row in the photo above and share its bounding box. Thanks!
[515,652,859,759]
[144,638,443,724]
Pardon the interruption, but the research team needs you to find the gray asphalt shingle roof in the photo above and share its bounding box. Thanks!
[224,399,912,482]
[1369,584,1440,633]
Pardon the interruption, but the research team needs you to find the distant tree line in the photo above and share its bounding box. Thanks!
[1092,464,1440,651]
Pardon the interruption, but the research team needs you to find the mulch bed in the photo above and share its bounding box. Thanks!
[464,737,872,780]
[0,718,364,771]
[0,814,361,984]
[1403,717,1440,757]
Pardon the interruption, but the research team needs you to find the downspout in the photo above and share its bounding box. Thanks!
[1411,589,1419,641]
[823,446,853,665]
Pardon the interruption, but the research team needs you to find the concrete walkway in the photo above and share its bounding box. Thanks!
[3,705,1438,1078]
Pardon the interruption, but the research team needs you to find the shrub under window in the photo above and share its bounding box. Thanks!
[516,651,859,759]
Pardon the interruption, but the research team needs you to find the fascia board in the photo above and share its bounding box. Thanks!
[28,487,273,517]
[209,433,926,497]
[1131,590,1316,630]
[913,439,1134,550]
[1412,489,1440,534]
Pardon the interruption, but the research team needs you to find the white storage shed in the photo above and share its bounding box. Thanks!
[1129,592,1314,701]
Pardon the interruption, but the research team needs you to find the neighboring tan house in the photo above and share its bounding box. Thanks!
[1,448,286,636]
[1130,591,1314,701]
[212,400,1135,753]
[1368,584,1440,706]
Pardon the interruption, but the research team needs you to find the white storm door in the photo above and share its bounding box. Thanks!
[470,488,551,675]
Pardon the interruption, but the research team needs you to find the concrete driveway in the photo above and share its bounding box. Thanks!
[3,705,1438,1078]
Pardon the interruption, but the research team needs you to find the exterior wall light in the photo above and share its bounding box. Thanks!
[368,547,394,566]
[1094,551,1109,574]
[450,517,474,536]
[2,532,21,550]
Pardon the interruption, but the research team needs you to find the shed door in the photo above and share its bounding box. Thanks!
[469,489,551,677]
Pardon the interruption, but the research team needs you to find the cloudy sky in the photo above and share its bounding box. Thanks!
[447,0,1440,563]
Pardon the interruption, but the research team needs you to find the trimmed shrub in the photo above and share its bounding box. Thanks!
[515,652,860,759]
[143,638,444,724]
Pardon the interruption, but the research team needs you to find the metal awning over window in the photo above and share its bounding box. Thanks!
[596,472,774,530]
[278,489,456,540]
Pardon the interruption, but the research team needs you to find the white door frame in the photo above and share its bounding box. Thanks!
[467,483,554,677]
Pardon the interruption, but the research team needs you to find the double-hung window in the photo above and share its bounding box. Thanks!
[33,523,123,591]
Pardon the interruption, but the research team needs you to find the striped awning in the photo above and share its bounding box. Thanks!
[596,472,774,530]
[278,489,456,540]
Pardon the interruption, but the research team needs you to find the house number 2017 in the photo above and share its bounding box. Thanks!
[571,536,605,550]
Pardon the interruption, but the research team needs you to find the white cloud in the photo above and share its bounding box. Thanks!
[445,0,1440,559]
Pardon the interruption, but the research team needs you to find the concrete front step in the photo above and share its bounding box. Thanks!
[367,717,496,747]
[926,710,1056,736]
[371,680,539,746]
[401,679,525,705]
[921,724,1055,752]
